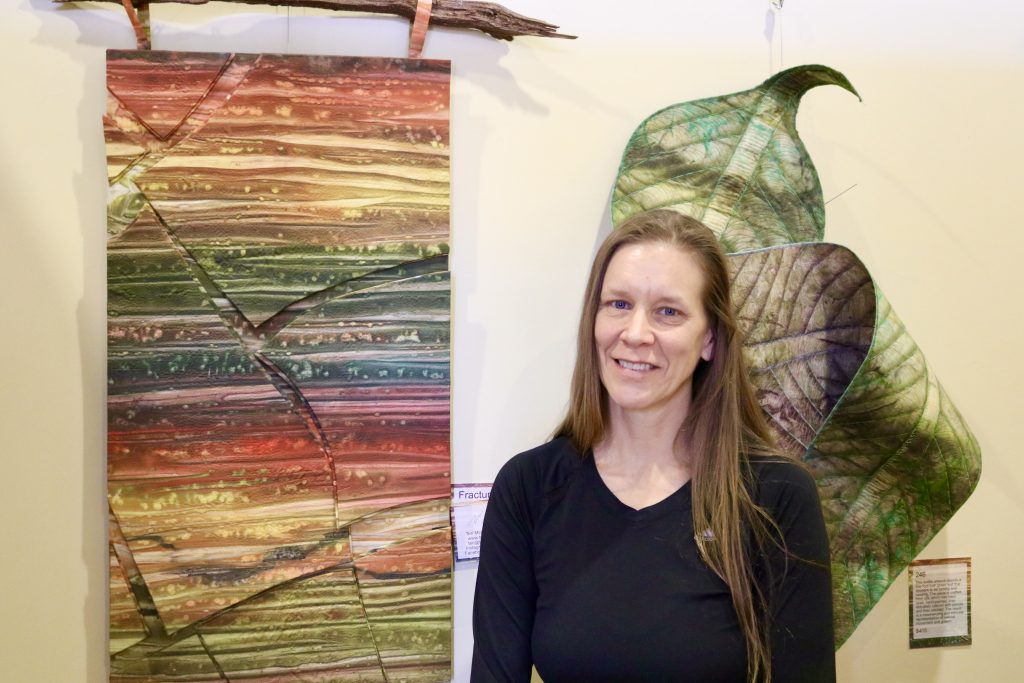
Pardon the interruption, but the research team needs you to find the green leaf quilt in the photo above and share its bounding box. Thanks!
[613,65,981,646]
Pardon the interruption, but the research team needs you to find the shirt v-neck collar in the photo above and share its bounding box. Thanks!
[584,453,692,524]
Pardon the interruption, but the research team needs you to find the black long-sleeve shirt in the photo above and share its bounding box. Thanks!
[471,438,835,682]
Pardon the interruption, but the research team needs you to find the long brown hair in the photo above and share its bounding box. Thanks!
[554,209,782,682]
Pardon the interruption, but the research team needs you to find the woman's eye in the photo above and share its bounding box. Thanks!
[658,307,679,317]
[610,300,629,310]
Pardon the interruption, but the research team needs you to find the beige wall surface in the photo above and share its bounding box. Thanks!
[1,1,1021,681]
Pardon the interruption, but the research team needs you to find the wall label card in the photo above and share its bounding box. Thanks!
[909,557,972,648]
[451,483,492,562]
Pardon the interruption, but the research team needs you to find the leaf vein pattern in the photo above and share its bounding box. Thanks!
[694,88,772,225]
[635,102,751,139]
[618,133,742,174]
[615,168,710,204]
[770,363,820,434]
[716,116,778,244]
[772,145,825,241]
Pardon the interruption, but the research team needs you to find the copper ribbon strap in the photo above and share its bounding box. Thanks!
[408,0,433,58]
[119,0,152,50]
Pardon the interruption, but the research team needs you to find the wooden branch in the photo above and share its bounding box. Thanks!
[55,0,575,41]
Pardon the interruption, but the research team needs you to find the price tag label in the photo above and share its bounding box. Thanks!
[909,557,972,648]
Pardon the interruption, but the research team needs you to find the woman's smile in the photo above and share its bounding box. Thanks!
[615,359,656,372]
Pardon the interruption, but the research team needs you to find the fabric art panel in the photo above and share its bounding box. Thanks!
[106,49,452,681]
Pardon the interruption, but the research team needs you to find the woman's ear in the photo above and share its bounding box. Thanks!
[701,328,714,362]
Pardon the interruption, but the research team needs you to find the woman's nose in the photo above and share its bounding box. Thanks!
[622,309,654,345]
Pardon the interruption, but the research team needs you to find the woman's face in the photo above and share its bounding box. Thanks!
[594,241,714,422]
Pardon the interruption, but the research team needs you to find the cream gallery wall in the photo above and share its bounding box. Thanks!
[0,0,1021,681]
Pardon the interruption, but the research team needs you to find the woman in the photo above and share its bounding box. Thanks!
[471,210,835,682]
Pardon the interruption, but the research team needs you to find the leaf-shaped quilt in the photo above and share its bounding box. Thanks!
[612,65,981,645]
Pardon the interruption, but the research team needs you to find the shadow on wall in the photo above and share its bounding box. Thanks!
[24,1,111,682]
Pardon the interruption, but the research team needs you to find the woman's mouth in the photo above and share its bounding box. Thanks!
[616,359,655,371]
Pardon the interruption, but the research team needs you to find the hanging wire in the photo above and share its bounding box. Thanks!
[767,0,785,75]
